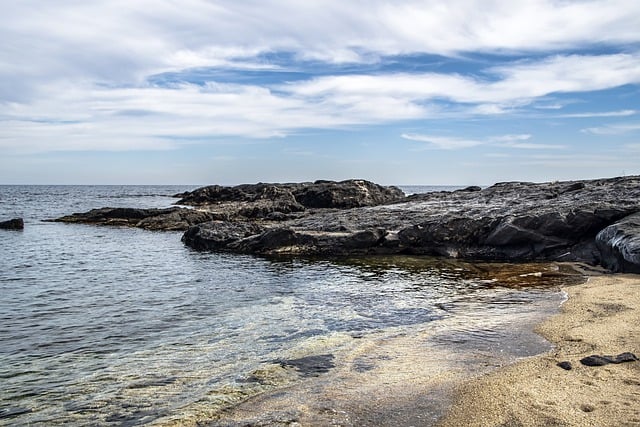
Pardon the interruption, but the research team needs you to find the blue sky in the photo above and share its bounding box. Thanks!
[1,1,639,185]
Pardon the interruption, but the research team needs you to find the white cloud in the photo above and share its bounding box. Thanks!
[402,132,566,150]
[285,53,640,107]
[1,49,634,154]
[581,123,640,135]
[557,109,637,118]
[2,1,640,91]
[1,2,640,155]
[489,134,532,143]
[402,133,485,150]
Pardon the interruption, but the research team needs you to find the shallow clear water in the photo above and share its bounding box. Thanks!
[0,186,572,426]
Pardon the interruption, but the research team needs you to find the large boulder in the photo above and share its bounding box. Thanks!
[0,218,24,230]
[596,213,640,273]
[291,180,405,209]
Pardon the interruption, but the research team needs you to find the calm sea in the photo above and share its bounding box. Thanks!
[0,185,566,426]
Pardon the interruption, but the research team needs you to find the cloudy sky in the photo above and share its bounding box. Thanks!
[1,1,639,185]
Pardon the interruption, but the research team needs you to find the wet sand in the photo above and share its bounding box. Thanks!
[439,274,640,427]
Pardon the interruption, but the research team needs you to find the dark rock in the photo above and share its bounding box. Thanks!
[52,176,640,271]
[613,352,639,363]
[278,354,335,377]
[456,186,482,192]
[557,361,572,370]
[595,212,640,273]
[52,207,214,231]
[580,352,639,366]
[178,176,640,268]
[292,179,405,209]
[181,221,265,250]
[0,218,24,230]
[176,179,405,210]
[0,407,32,419]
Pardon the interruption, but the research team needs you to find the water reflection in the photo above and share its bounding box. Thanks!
[1,185,585,426]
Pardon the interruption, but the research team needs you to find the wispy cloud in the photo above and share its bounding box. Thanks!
[1,0,639,189]
[402,132,565,151]
[557,110,637,118]
[581,123,640,135]
[4,51,633,154]
[285,53,640,110]
[402,133,485,150]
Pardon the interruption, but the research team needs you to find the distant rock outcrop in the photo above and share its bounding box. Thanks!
[52,176,640,272]
[51,207,215,231]
[0,218,24,230]
[176,179,405,211]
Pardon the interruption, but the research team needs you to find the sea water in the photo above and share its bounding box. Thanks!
[0,185,572,426]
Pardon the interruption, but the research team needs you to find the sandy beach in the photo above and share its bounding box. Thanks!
[439,274,640,427]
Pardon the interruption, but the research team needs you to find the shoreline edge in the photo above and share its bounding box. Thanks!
[438,274,640,427]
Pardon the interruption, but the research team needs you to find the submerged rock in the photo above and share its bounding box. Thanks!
[278,354,335,377]
[0,218,24,230]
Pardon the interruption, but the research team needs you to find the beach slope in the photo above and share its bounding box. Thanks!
[439,275,640,427]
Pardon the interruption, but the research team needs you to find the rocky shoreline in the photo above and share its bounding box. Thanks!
[51,176,640,273]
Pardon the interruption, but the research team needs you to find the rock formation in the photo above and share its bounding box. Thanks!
[182,176,640,272]
[175,179,405,210]
[52,176,640,272]
[0,218,24,230]
[51,207,215,231]
[596,212,640,273]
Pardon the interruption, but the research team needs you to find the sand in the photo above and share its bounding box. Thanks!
[438,274,640,427]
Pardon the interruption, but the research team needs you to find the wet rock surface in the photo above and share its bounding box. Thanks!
[184,176,640,271]
[277,354,336,377]
[0,218,24,230]
[175,179,405,210]
[51,207,215,231]
[52,176,640,271]
[596,212,640,273]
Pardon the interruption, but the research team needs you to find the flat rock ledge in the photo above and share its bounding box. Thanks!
[51,207,215,231]
[51,176,640,272]
[182,176,640,273]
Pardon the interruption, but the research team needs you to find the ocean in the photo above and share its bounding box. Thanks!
[0,185,571,426]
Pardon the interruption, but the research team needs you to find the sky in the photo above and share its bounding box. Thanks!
[1,1,639,185]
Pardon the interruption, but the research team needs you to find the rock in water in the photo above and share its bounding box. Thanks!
[0,218,24,230]
[595,212,640,273]
[52,207,215,231]
[176,179,405,209]
[183,176,640,267]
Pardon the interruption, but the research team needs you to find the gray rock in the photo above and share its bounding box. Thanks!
[176,179,405,210]
[181,221,265,250]
[51,176,640,272]
[51,207,214,231]
[0,218,24,230]
[557,361,572,370]
[580,352,638,366]
[182,176,640,271]
[595,212,640,273]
